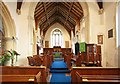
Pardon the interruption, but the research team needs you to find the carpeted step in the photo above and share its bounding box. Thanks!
[50,73,71,83]
[50,70,71,73]
[54,58,64,61]
[66,76,71,82]
[50,60,70,73]
[50,60,71,83]
[50,61,68,69]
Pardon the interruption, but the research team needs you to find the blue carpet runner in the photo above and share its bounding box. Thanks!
[50,73,71,83]
[50,60,71,83]
[50,60,70,73]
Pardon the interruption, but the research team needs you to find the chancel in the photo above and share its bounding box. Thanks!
[0,0,120,84]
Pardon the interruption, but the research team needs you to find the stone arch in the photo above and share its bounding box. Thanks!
[0,2,16,50]
[27,1,100,45]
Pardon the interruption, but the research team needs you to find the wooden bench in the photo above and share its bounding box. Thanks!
[27,54,53,68]
[64,53,73,69]
[0,75,36,84]
[71,67,120,83]
[0,66,47,83]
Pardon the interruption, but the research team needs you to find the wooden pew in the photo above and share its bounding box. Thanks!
[0,66,47,83]
[75,72,120,84]
[39,54,53,68]
[0,75,36,84]
[46,54,53,68]
[33,55,43,66]
[64,53,73,69]
[71,67,120,83]
[28,54,53,68]
[27,56,36,66]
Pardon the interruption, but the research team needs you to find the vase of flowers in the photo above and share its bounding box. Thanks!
[0,50,11,66]
[0,50,20,66]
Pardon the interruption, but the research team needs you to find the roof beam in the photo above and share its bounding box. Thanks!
[64,3,73,25]
[97,0,103,9]
[16,0,23,15]
[40,11,75,31]
[40,17,56,30]
[35,2,43,11]
[71,7,83,17]
[40,12,58,30]
[43,3,50,25]
[73,3,83,14]
[57,13,75,28]
[59,3,78,20]
[35,3,57,20]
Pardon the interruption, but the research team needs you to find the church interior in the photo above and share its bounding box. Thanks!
[0,0,120,83]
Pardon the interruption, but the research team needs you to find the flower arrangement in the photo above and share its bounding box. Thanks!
[0,50,20,66]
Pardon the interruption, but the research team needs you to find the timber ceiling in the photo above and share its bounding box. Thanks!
[16,1,103,36]
[34,2,84,36]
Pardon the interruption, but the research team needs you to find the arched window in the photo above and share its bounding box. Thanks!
[51,29,63,47]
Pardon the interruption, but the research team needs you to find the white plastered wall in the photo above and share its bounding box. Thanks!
[104,2,118,67]
[83,2,118,67]
[86,2,106,67]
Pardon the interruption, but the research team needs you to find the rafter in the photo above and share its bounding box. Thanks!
[40,14,57,30]
[43,3,50,25]
[74,2,83,12]
[58,3,78,20]
[34,2,84,34]
[35,2,43,12]
[35,7,44,18]
[41,14,74,32]
[35,3,57,20]
[57,13,75,28]
[45,2,54,9]
[71,7,82,17]
[64,2,73,25]
[73,4,83,14]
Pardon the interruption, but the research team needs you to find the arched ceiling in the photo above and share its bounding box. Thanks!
[34,2,84,36]
[16,1,103,36]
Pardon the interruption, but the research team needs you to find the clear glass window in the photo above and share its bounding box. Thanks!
[51,29,63,47]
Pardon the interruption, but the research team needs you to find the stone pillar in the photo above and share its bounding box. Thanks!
[28,16,35,55]
[75,19,81,42]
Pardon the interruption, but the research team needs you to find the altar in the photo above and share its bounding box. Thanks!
[53,52,62,58]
